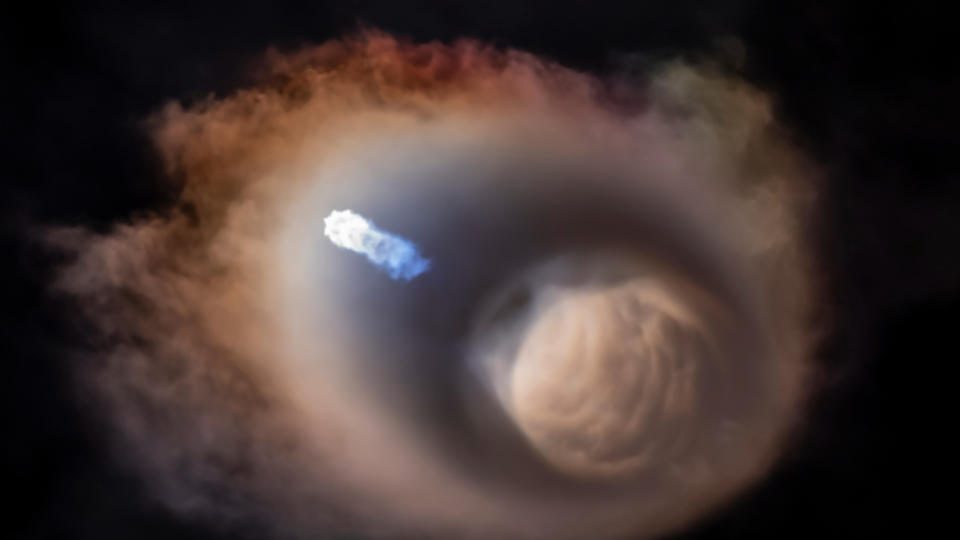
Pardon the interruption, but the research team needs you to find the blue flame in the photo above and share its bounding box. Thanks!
[323,210,430,281]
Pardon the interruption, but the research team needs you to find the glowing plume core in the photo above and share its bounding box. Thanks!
[324,209,430,281]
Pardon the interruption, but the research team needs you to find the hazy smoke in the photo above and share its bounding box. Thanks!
[49,32,820,540]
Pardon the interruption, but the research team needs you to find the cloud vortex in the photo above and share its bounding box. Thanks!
[50,32,820,540]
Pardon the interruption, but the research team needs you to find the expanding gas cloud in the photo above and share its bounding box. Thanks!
[50,32,820,540]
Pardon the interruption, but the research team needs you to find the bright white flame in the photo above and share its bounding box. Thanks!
[323,209,430,281]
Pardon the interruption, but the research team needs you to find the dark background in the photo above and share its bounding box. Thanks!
[3,1,956,538]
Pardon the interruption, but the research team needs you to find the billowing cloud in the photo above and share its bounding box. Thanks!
[49,31,820,540]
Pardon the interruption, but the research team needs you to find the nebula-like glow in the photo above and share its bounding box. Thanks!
[324,209,430,280]
[49,32,821,540]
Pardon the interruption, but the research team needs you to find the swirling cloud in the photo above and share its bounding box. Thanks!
[49,32,819,540]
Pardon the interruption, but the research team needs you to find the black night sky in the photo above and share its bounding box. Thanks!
[3,2,957,539]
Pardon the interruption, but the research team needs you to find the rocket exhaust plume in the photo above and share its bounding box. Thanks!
[48,32,822,540]
[324,209,430,280]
